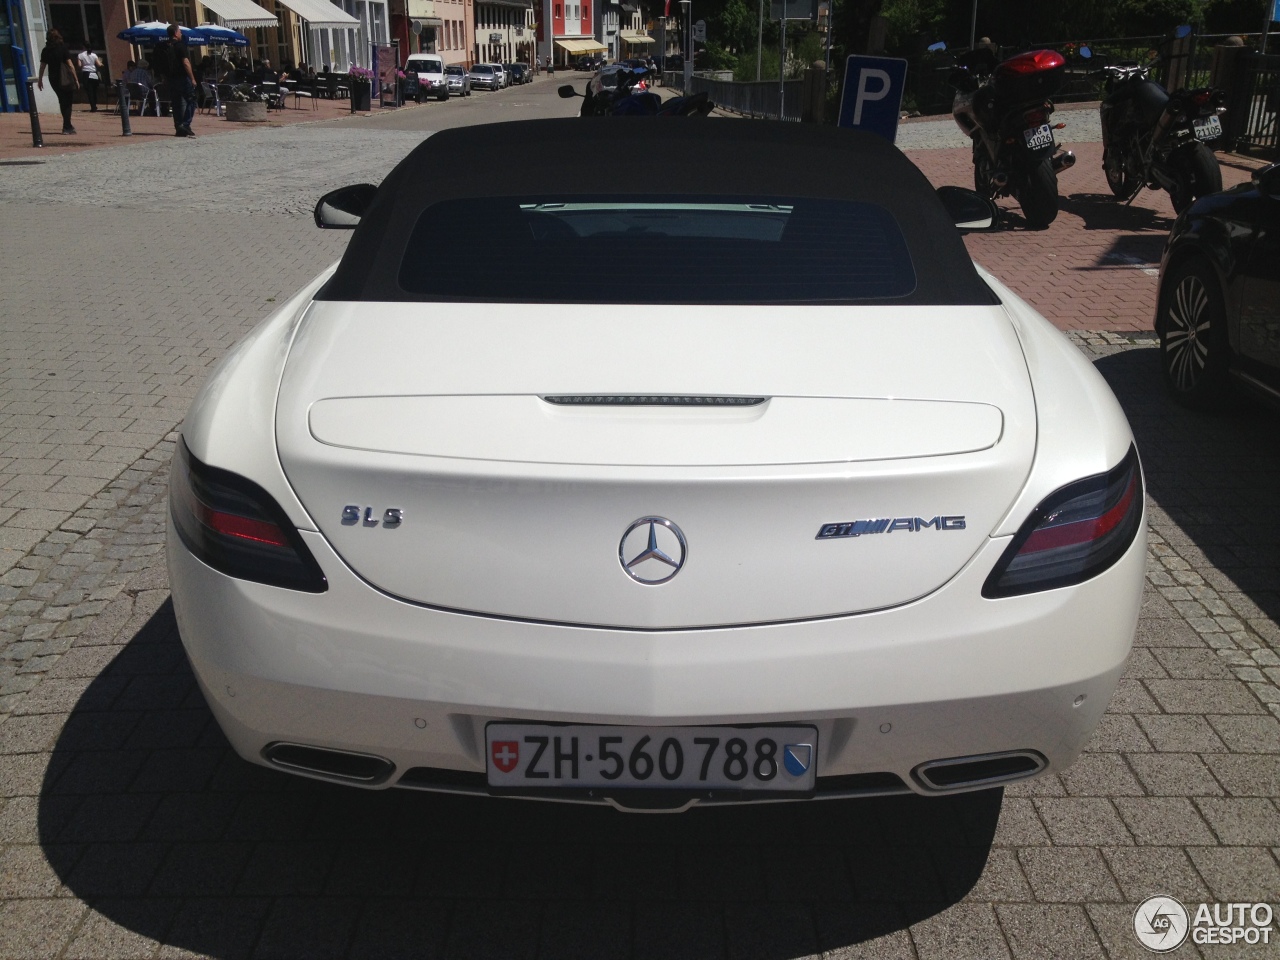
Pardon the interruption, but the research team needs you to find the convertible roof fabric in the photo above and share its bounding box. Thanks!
[319,118,998,306]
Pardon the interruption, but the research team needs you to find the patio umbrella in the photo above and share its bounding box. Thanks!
[196,23,250,47]
[118,21,211,45]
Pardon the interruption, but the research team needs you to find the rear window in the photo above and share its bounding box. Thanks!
[397,195,917,303]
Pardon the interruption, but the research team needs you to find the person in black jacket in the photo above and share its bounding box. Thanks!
[37,28,80,134]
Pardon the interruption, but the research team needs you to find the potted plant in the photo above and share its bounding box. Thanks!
[349,66,373,111]
[225,87,268,122]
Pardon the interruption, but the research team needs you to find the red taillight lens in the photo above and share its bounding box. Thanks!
[1000,49,1066,75]
[1024,107,1047,126]
[983,446,1143,598]
[170,440,327,592]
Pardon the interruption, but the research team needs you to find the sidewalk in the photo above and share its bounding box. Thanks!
[0,94,403,161]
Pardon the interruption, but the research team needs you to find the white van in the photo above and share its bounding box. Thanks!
[405,54,448,101]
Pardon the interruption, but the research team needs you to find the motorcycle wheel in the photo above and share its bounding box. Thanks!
[1159,256,1232,410]
[972,144,995,197]
[1171,142,1224,214]
[1017,157,1058,229]
[1103,143,1142,200]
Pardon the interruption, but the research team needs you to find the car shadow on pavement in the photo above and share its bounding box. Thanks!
[1093,346,1280,626]
[38,599,1003,959]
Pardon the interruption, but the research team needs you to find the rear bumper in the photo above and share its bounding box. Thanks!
[169,512,1144,801]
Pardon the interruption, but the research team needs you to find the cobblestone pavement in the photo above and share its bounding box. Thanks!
[2,110,1280,958]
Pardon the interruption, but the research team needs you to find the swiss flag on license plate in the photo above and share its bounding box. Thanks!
[491,740,520,773]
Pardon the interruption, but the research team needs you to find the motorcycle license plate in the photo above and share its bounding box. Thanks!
[1193,114,1223,141]
[1023,124,1054,150]
[486,723,818,792]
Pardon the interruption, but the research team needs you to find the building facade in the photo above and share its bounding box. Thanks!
[538,0,599,68]
[473,0,531,65]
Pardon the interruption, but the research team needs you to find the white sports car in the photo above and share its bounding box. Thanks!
[168,120,1145,811]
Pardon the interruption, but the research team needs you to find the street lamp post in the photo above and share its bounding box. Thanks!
[678,0,690,87]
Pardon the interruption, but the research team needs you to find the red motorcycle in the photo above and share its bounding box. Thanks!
[949,48,1077,228]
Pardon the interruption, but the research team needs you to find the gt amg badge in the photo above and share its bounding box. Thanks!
[816,516,966,539]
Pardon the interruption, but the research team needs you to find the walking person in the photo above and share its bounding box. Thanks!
[37,29,80,134]
[77,43,103,111]
[155,24,198,137]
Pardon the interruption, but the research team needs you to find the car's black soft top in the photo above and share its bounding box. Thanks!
[318,118,997,306]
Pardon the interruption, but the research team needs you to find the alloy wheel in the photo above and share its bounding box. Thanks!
[1164,273,1211,391]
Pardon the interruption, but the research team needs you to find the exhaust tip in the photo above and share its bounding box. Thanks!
[263,742,395,785]
[1052,149,1076,172]
[914,750,1047,792]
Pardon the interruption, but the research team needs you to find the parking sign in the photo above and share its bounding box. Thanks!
[837,55,908,143]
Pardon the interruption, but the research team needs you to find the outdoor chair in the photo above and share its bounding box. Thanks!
[125,81,154,115]
[258,82,285,109]
[292,78,318,110]
[199,81,219,115]
[152,81,171,117]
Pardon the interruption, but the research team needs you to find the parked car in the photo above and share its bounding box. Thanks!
[514,61,533,83]
[172,120,1146,810]
[468,63,499,90]
[444,63,471,96]
[405,53,448,101]
[1155,161,1280,410]
[492,63,508,88]
[506,62,528,84]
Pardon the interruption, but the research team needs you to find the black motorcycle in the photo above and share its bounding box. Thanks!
[1084,48,1224,213]
[949,48,1076,229]
[558,66,713,117]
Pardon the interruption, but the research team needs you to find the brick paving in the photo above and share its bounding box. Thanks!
[0,96,381,161]
[1,103,1279,957]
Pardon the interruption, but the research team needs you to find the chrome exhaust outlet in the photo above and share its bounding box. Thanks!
[1051,149,1076,172]
[263,742,396,785]
[913,750,1047,792]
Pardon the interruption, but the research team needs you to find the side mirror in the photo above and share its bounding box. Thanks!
[314,183,377,229]
[558,84,579,98]
[936,185,1000,232]
[1251,162,1280,197]
[1078,45,1092,59]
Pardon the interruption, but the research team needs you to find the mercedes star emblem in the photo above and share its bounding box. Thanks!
[619,517,687,585]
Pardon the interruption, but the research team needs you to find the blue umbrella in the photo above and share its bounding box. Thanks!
[196,23,250,47]
[118,21,211,45]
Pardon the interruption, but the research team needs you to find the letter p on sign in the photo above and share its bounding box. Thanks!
[837,55,908,143]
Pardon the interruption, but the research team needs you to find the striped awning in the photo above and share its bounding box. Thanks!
[274,0,359,29]
[555,37,606,53]
[198,0,278,27]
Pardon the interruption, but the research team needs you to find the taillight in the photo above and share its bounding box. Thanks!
[1024,107,1047,126]
[170,440,327,592]
[1192,90,1212,106]
[983,446,1143,598]
[999,49,1066,75]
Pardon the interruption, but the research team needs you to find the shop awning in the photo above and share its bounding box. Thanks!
[555,38,607,53]
[620,31,653,43]
[275,0,359,29]
[199,0,279,28]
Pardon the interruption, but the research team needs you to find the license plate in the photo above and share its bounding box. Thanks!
[1193,114,1223,141]
[1023,124,1054,150]
[486,723,818,792]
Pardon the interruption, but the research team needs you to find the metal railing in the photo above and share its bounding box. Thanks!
[1227,53,1280,153]
[663,70,803,120]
